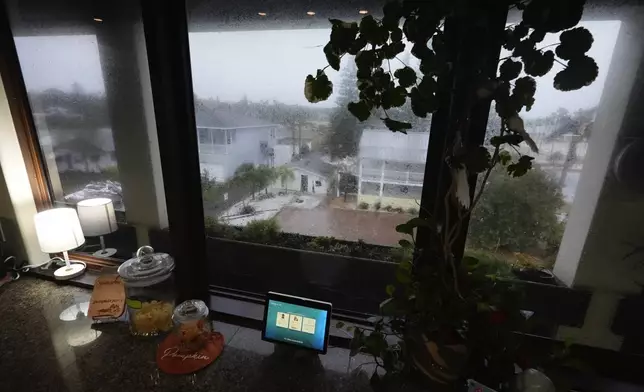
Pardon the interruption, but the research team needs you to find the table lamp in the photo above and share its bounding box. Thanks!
[34,208,86,280]
[76,198,118,257]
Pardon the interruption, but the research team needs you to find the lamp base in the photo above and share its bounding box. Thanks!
[54,262,86,280]
[92,248,117,258]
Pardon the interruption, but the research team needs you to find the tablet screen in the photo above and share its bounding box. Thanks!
[263,296,330,352]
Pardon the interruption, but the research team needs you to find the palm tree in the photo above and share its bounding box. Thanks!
[275,166,295,193]
[255,165,279,195]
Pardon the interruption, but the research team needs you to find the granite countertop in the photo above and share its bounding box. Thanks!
[0,277,377,392]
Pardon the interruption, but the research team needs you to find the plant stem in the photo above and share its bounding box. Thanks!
[537,42,560,51]
[468,127,504,214]
[553,58,568,68]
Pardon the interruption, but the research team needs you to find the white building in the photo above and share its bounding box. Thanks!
[195,107,283,182]
[272,153,334,195]
[357,129,428,210]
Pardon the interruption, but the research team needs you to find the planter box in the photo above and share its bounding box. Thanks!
[205,236,395,314]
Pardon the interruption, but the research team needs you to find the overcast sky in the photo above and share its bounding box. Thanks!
[15,20,621,119]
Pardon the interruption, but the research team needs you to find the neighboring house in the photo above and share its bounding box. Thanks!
[273,153,335,195]
[52,129,117,173]
[195,106,282,181]
[357,129,429,210]
[34,113,117,173]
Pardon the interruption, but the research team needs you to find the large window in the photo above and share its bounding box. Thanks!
[466,20,623,274]
[7,0,167,261]
[189,5,431,259]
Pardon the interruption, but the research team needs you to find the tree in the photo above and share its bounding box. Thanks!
[468,166,565,255]
[232,163,257,200]
[255,165,278,195]
[231,163,277,199]
[325,61,362,159]
[275,166,295,192]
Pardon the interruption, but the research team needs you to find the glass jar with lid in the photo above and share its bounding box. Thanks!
[173,299,211,353]
[117,246,175,336]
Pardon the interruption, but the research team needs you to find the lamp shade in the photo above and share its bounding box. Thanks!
[34,208,85,253]
[76,198,117,237]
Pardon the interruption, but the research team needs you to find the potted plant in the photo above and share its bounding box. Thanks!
[304,0,598,389]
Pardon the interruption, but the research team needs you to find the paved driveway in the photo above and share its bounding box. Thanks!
[276,206,412,246]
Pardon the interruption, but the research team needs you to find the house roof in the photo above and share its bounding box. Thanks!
[286,152,335,177]
[195,104,277,129]
[359,129,429,163]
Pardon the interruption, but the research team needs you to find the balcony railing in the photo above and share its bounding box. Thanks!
[361,168,425,185]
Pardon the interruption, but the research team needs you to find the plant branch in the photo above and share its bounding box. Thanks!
[394,56,411,68]
[320,53,347,72]
[537,42,560,51]
[553,58,568,68]
[470,126,505,211]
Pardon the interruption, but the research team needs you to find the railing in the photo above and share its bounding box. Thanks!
[361,168,425,185]
[198,143,227,156]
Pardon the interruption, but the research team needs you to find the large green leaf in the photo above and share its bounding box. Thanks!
[381,87,407,109]
[383,118,412,133]
[523,50,554,77]
[329,19,359,53]
[323,43,340,71]
[507,155,534,177]
[511,76,537,111]
[348,100,372,121]
[394,67,417,88]
[557,27,594,59]
[360,15,388,46]
[553,56,598,91]
[499,59,522,81]
[465,146,492,174]
[356,50,378,70]
[522,0,584,33]
[304,70,333,103]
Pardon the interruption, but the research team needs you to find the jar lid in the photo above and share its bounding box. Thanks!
[117,248,175,287]
[173,299,209,324]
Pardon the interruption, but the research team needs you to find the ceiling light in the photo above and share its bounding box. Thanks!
[359,10,369,14]
[306,11,316,16]
[258,12,267,16]
[93,17,103,22]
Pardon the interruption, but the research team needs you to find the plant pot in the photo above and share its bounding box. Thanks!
[406,331,469,388]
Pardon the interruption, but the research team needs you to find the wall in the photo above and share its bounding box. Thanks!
[225,126,272,179]
[272,168,328,195]
[357,194,419,210]
[552,16,644,351]
[0,75,46,263]
[273,144,296,166]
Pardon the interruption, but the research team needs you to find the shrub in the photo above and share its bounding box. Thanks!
[393,207,405,213]
[383,205,393,212]
[240,218,280,243]
[407,207,419,215]
[374,201,382,210]
[258,192,275,201]
[238,204,256,215]
[358,202,369,210]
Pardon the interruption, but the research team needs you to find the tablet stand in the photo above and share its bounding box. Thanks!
[273,343,320,361]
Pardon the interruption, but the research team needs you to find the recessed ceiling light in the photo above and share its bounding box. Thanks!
[258,12,267,16]
[306,11,316,16]
[359,10,369,14]
[93,17,103,22]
